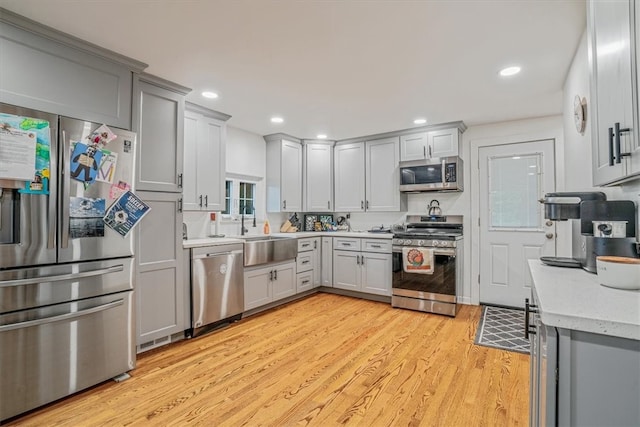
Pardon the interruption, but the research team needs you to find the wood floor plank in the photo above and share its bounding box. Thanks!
[3,293,529,426]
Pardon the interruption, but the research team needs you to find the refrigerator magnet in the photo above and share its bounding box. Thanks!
[103,191,150,238]
[86,124,116,148]
[96,149,118,184]
[70,142,102,184]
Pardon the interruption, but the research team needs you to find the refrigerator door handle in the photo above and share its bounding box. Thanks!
[61,129,71,249]
[47,122,58,250]
[0,298,124,332]
[0,264,124,288]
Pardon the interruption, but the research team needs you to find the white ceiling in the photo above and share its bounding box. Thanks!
[0,0,586,140]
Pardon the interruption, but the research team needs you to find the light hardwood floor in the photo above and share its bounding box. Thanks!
[5,293,530,426]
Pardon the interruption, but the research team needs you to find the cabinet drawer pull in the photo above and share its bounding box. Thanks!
[302,243,310,248]
[302,279,310,284]
[302,260,310,264]
[371,244,381,248]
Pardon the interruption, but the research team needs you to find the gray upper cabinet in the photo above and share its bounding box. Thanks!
[183,103,230,211]
[303,141,334,212]
[0,8,146,129]
[588,0,640,185]
[133,74,190,192]
[265,134,303,212]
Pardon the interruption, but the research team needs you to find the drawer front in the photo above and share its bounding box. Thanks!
[296,272,313,293]
[333,237,361,251]
[296,252,314,272]
[363,239,392,253]
[297,238,315,252]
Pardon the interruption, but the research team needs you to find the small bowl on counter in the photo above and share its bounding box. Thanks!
[596,256,640,290]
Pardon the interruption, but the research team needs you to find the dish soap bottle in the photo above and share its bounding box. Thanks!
[263,219,270,235]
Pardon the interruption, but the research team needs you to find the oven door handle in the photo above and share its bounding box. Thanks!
[392,246,455,257]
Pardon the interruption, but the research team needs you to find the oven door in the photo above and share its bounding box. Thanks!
[391,245,457,315]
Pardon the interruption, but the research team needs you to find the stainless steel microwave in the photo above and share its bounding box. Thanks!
[399,156,463,192]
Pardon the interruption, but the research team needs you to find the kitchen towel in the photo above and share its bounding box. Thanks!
[402,247,434,274]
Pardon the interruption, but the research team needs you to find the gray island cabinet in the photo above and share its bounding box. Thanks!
[528,260,640,427]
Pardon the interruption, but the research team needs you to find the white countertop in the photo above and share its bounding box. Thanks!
[528,260,640,341]
[182,231,394,249]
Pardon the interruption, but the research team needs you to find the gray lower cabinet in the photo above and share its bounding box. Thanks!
[333,237,392,296]
[0,8,145,129]
[244,261,296,311]
[133,74,190,192]
[530,291,640,426]
[321,237,333,286]
[296,237,320,292]
[135,191,185,352]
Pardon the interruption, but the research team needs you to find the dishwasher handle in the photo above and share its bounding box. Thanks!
[193,249,243,259]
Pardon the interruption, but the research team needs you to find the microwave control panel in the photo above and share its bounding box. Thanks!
[444,163,457,182]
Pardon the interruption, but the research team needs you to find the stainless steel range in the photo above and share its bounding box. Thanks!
[392,215,463,316]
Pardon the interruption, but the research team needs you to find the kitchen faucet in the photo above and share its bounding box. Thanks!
[240,212,248,236]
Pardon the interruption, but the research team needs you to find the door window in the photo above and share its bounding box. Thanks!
[488,153,542,230]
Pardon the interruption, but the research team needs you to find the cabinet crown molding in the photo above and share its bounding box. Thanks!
[301,139,336,146]
[263,133,302,144]
[0,7,148,72]
[138,73,191,96]
[336,120,466,145]
[185,101,231,121]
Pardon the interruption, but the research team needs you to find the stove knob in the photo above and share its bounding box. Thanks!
[405,240,412,245]
[433,240,441,247]
[418,240,425,246]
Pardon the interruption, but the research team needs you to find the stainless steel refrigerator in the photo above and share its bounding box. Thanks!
[0,103,137,421]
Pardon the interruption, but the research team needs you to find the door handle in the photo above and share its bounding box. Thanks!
[428,145,432,158]
[545,233,554,239]
[199,195,203,207]
[0,265,124,288]
[178,198,183,213]
[361,200,364,210]
[178,173,183,188]
[61,129,71,249]
[614,122,631,163]
[328,201,331,209]
[423,146,426,158]
[361,256,364,266]
[274,269,278,280]
[366,200,369,210]
[269,270,273,281]
[524,298,538,339]
[204,195,208,207]
[608,127,615,166]
[314,240,317,249]
[283,200,286,210]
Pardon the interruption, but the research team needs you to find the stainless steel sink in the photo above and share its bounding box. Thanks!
[241,235,298,266]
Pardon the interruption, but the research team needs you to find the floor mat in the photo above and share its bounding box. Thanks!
[474,305,530,354]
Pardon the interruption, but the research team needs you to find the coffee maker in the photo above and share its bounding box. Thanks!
[540,192,640,272]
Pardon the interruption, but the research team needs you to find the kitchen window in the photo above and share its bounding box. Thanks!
[222,178,256,217]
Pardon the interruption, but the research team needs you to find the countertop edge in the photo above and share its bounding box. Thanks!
[182,231,394,248]
[529,260,640,341]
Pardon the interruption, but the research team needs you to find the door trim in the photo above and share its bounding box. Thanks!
[469,121,565,305]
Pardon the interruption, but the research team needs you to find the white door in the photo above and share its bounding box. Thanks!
[479,140,556,307]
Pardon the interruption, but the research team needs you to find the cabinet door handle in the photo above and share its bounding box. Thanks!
[423,146,426,158]
[366,200,369,210]
[608,127,615,166]
[204,195,208,207]
[614,122,631,164]
[428,145,432,158]
[178,198,183,213]
[328,201,331,209]
[314,241,317,249]
[199,195,203,207]
[178,173,183,188]
[524,298,538,339]
[283,200,286,210]
[269,270,273,281]
[361,256,364,266]
[361,200,364,210]
[274,269,278,280]
[356,255,360,265]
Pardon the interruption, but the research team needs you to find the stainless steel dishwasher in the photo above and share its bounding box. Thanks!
[190,243,244,337]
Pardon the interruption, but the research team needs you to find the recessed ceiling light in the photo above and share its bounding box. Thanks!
[271,117,284,124]
[202,91,218,99]
[499,66,521,77]
[414,118,427,125]
[317,134,327,139]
